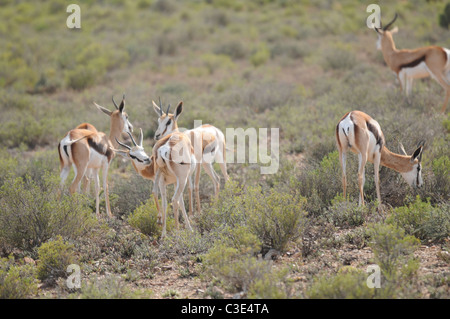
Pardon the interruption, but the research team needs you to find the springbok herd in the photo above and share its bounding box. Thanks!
[58,15,449,236]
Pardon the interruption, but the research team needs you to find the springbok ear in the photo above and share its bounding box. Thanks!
[93,102,113,116]
[411,146,423,163]
[119,95,125,113]
[152,100,162,116]
[390,26,398,34]
[174,101,183,120]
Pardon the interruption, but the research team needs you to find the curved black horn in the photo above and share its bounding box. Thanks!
[112,96,119,110]
[127,131,138,147]
[115,137,131,150]
[158,97,163,116]
[166,103,171,115]
[383,13,398,31]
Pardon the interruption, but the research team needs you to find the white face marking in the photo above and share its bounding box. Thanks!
[154,116,173,140]
[401,163,423,188]
[122,113,133,134]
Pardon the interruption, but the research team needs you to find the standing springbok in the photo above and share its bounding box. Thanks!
[58,95,134,218]
[374,13,450,112]
[336,110,424,208]
[114,129,195,236]
[152,99,229,215]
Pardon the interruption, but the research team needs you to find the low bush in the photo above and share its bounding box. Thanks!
[308,268,375,299]
[0,256,38,299]
[0,173,95,252]
[204,240,273,294]
[127,199,161,238]
[71,275,153,299]
[37,236,76,285]
[198,181,306,254]
[386,196,450,243]
[321,43,356,71]
[368,223,420,297]
[297,151,343,215]
[323,195,371,228]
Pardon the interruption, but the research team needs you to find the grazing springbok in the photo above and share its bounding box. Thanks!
[152,99,229,215]
[58,95,134,218]
[336,110,424,208]
[374,13,450,112]
[114,129,195,236]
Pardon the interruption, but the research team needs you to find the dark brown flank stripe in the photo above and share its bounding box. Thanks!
[399,55,426,70]
[366,121,383,149]
[87,138,113,161]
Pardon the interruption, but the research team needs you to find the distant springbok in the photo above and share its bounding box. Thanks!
[152,99,229,214]
[336,110,424,208]
[58,95,134,218]
[374,13,450,112]
[114,129,196,236]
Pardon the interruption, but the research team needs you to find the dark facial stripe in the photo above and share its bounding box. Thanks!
[130,154,148,163]
[399,55,426,70]
[416,164,421,186]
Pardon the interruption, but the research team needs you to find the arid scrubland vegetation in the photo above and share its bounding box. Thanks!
[0,0,449,300]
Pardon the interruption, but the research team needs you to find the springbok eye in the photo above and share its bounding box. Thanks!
[166,119,171,126]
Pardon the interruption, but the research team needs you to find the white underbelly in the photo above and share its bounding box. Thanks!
[88,149,105,169]
[401,62,430,79]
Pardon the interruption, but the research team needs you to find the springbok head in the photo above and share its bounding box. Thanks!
[114,128,151,167]
[374,13,399,50]
[398,140,425,188]
[152,98,183,140]
[93,94,134,135]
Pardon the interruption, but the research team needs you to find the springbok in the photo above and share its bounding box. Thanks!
[58,95,134,218]
[336,110,424,208]
[152,99,229,214]
[374,13,450,112]
[114,129,195,236]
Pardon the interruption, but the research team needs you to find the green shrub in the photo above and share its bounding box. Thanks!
[72,275,153,299]
[247,267,291,299]
[128,199,161,238]
[297,151,342,215]
[308,268,375,299]
[204,241,272,293]
[0,256,38,299]
[386,196,450,243]
[198,182,306,253]
[324,195,371,228]
[368,223,420,296]
[65,66,97,90]
[0,174,95,252]
[250,43,270,67]
[159,229,213,258]
[321,43,356,71]
[213,39,247,60]
[200,53,235,74]
[246,187,307,253]
[37,236,75,284]
[432,155,450,196]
